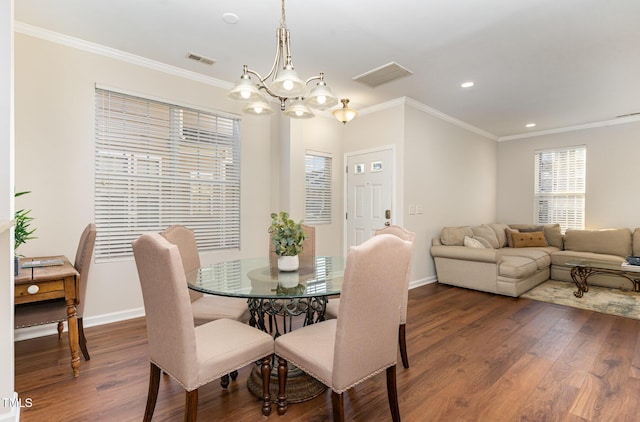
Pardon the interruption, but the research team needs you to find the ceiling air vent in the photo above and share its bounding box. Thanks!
[186,52,215,66]
[353,62,413,88]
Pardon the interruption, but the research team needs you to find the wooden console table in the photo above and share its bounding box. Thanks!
[15,256,81,377]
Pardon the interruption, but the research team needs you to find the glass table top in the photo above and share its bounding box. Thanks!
[566,259,640,273]
[186,256,346,299]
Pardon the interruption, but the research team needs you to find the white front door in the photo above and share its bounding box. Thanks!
[346,147,394,248]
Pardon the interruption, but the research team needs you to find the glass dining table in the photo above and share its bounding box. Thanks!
[185,255,346,402]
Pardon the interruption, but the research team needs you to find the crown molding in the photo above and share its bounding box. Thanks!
[14,21,232,90]
[498,114,640,142]
[357,97,498,141]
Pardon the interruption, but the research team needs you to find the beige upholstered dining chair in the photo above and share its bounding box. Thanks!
[274,234,413,422]
[15,223,96,361]
[132,233,274,421]
[324,225,416,368]
[160,225,250,325]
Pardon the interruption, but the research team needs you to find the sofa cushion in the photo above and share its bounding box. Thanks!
[500,247,553,270]
[564,228,632,257]
[471,225,499,248]
[505,227,519,248]
[489,223,510,248]
[512,231,548,248]
[464,236,486,248]
[499,256,539,279]
[634,228,640,256]
[551,250,626,266]
[441,226,474,246]
[509,223,563,249]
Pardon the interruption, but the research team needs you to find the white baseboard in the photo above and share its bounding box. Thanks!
[14,307,145,341]
[409,276,437,290]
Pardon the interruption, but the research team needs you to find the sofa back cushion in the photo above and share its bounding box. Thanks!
[471,225,499,248]
[489,223,510,248]
[509,223,563,249]
[441,226,473,246]
[564,228,632,257]
[634,228,640,257]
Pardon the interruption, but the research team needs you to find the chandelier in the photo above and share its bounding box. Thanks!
[227,0,341,119]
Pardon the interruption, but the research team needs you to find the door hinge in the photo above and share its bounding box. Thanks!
[345,212,348,220]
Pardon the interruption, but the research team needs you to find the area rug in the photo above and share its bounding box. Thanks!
[521,280,640,320]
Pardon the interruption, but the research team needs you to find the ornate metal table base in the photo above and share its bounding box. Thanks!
[246,296,329,402]
[571,265,640,298]
[247,362,326,403]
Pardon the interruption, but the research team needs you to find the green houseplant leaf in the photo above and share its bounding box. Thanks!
[15,191,37,253]
[268,211,307,256]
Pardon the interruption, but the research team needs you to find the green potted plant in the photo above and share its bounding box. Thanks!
[14,191,37,275]
[268,211,307,271]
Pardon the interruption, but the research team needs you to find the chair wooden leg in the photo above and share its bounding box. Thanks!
[185,389,198,422]
[277,356,288,415]
[143,362,161,422]
[331,391,345,422]
[386,365,401,422]
[398,324,409,369]
[57,321,64,339]
[261,355,272,416]
[78,317,90,360]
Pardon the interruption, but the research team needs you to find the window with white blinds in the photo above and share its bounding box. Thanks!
[305,151,332,224]
[534,145,586,232]
[94,88,241,262]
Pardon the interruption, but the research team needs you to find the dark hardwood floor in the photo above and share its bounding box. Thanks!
[15,282,640,421]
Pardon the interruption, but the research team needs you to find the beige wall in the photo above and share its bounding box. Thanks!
[14,33,278,320]
[497,121,640,229]
[341,101,497,285]
[404,105,498,283]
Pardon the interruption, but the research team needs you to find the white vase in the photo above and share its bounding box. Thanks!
[278,271,300,288]
[278,255,299,272]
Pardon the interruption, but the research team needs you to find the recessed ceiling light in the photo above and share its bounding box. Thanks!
[460,81,474,88]
[222,12,239,24]
[526,123,536,128]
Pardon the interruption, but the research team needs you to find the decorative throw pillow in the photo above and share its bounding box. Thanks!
[464,236,486,248]
[505,227,520,248]
[471,225,499,249]
[512,231,548,248]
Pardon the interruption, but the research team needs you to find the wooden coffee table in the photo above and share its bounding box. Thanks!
[566,259,640,298]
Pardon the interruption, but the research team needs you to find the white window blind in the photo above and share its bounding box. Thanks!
[95,88,241,262]
[305,152,332,224]
[534,145,586,232]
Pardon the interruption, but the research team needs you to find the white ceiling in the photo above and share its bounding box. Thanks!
[14,0,640,138]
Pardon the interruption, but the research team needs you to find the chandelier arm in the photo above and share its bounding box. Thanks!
[304,75,323,85]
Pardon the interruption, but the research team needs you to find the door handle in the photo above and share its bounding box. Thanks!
[385,209,391,219]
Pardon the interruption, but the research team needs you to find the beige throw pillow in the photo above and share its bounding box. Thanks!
[441,226,474,246]
[505,227,519,248]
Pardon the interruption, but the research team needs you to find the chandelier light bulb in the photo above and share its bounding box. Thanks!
[254,105,264,113]
[240,89,251,99]
[283,80,294,91]
[316,95,326,104]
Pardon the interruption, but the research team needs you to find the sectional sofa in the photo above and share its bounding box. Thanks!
[430,223,639,297]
